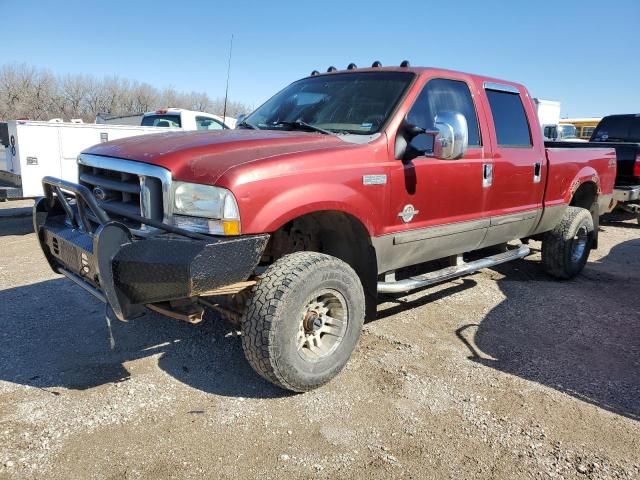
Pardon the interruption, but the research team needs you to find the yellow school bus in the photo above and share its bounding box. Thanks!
[559,118,602,140]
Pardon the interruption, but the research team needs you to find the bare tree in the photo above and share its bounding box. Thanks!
[0,62,253,122]
[60,74,90,119]
[130,82,158,114]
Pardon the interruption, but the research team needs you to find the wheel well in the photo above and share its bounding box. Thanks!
[570,182,598,210]
[570,181,599,248]
[263,211,378,319]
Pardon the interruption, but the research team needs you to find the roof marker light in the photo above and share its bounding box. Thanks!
[371,61,382,68]
[400,60,410,67]
[327,66,337,72]
[347,63,357,70]
[310,70,320,76]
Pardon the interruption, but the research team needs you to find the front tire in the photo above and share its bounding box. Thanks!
[241,252,365,392]
[541,206,594,279]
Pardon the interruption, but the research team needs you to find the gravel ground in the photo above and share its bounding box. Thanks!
[0,200,638,479]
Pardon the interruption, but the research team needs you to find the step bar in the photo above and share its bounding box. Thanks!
[377,244,530,294]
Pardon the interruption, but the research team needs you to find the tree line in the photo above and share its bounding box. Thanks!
[0,63,252,122]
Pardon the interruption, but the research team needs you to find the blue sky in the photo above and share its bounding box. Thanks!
[5,0,639,117]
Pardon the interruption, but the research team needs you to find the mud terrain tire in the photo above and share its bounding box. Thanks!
[241,252,365,392]
[542,206,594,279]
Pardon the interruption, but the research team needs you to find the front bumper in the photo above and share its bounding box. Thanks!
[34,177,269,320]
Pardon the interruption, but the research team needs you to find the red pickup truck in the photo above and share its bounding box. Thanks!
[34,64,616,392]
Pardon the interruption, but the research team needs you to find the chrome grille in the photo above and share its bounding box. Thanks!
[77,154,171,232]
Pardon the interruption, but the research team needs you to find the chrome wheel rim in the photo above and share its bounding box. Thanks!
[571,225,589,263]
[297,289,348,361]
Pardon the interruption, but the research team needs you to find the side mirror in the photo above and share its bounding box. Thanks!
[402,111,468,161]
[432,111,468,160]
[236,113,247,126]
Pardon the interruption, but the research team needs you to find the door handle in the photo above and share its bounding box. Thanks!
[533,162,542,183]
[482,163,493,188]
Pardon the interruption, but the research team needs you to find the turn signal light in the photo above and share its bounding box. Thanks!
[222,219,241,235]
[634,153,640,177]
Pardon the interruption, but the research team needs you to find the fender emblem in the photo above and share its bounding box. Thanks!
[363,174,387,185]
[398,204,419,223]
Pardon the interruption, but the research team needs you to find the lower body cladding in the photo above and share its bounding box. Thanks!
[372,206,565,274]
[34,187,269,321]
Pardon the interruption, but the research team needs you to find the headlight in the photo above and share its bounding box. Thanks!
[172,182,241,235]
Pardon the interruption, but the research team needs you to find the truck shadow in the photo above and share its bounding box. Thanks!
[376,278,477,321]
[0,278,288,399]
[601,211,640,229]
[455,238,640,421]
[2,239,637,407]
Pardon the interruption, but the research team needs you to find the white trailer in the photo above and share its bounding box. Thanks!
[1,120,176,199]
[533,98,561,126]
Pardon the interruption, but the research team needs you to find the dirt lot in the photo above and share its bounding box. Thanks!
[0,200,638,479]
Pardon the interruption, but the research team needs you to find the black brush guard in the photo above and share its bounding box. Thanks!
[34,176,269,321]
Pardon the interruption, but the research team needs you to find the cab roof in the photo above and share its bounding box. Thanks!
[304,65,528,94]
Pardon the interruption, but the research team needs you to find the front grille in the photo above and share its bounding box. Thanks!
[78,163,164,231]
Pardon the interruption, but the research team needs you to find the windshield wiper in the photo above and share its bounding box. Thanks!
[237,119,259,130]
[273,120,334,135]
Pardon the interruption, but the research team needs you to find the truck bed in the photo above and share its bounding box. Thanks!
[546,140,640,185]
[544,143,617,215]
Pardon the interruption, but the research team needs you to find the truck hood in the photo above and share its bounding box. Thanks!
[83,129,349,184]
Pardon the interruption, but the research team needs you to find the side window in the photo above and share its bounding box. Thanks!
[485,90,532,147]
[196,116,224,130]
[406,78,481,147]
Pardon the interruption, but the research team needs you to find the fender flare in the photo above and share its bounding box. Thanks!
[242,183,377,235]
[565,166,600,204]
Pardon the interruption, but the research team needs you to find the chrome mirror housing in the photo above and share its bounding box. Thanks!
[433,111,468,160]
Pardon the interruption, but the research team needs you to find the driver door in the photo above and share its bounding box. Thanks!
[384,76,492,271]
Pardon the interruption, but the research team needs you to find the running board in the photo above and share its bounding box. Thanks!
[377,244,530,294]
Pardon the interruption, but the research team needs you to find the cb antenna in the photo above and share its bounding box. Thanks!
[222,34,234,127]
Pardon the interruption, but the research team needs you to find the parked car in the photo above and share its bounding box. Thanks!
[33,63,616,392]
[542,123,587,142]
[589,114,640,222]
[141,108,236,130]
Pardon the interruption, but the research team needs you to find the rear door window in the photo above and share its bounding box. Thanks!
[593,115,640,142]
[141,114,181,127]
[486,90,532,147]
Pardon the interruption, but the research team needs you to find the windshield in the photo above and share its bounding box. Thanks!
[141,114,181,128]
[591,115,640,143]
[557,124,577,139]
[245,72,414,135]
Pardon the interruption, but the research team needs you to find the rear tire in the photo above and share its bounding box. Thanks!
[241,252,365,392]
[541,206,594,279]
